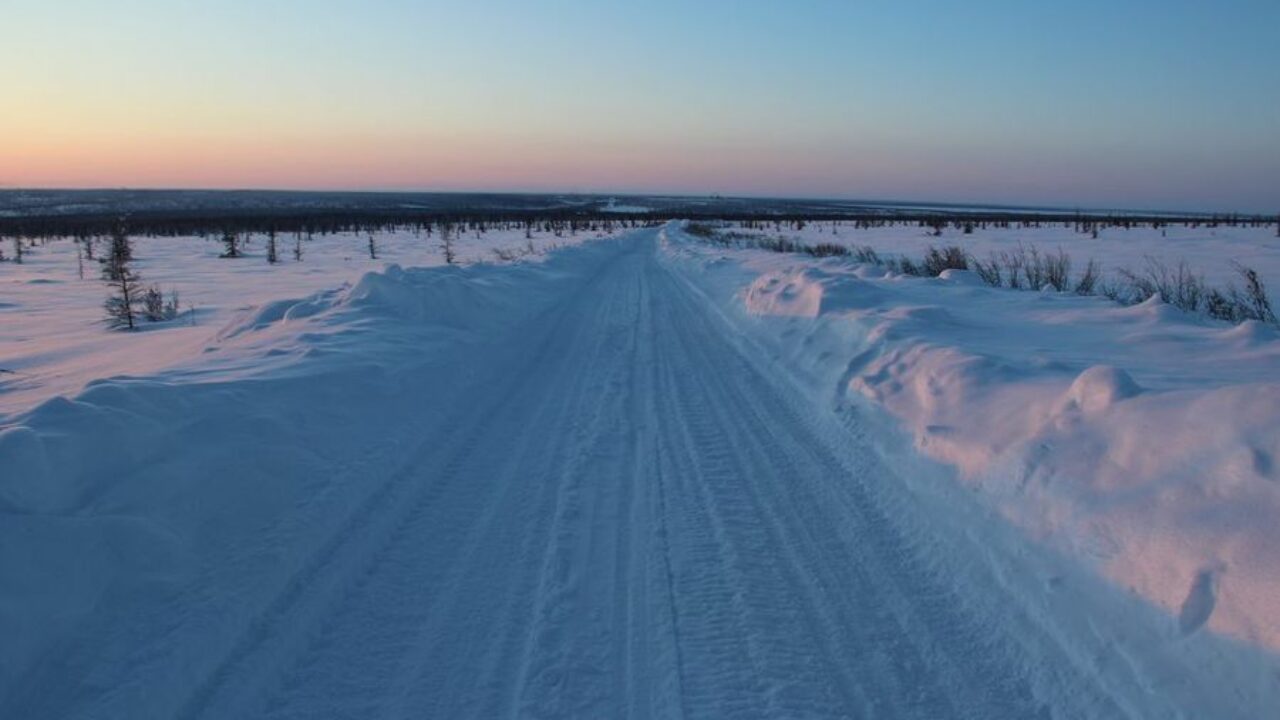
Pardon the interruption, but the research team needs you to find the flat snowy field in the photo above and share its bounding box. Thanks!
[729,220,1280,287]
[0,225,618,418]
[1,222,1277,717]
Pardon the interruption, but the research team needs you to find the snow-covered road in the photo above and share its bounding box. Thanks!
[181,232,1083,719]
[4,229,1271,718]
[178,234,1048,719]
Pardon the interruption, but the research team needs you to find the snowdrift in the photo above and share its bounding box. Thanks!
[0,225,616,420]
[664,225,1280,652]
[0,237,631,710]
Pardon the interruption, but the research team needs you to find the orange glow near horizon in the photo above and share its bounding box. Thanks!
[1,117,905,196]
[3,1,1277,212]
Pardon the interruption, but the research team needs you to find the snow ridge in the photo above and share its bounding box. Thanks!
[662,222,1280,713]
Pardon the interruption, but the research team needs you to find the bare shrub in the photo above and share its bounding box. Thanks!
[1116,258,1204,312]
[1042,248,1071,291]
[805,243,850,258]
[852,246,880,264]
[166,290,181,320]
[998,247,1027,289]
[684,222,717,238]
[1074,259,1101,295]
[922,245,968,276]
[670,224,1271,327]
[897,257,923,276]
[971,254,1003,287]
[1205,288,1241,323]
[1232,263,1276,323]
[142,285,165,321]
[1098,280,1126,303]
[141,285,180,322]
[754,236,803,254]
[1023,245,1046,289]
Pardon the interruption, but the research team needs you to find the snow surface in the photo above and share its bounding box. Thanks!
[726,220,1280,288]
[1,223,1277,717]
[714,245,1280,647]
[665,223,1280,699]
[0,225,617,420]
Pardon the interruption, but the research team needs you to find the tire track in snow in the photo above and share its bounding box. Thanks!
[256,285,624,719]
[396,243,655,719]
[174,240,644,719]
[508,263,647,718]
[661,253,1035,715]
[60,230,1148,718]
[657,247,1126,718]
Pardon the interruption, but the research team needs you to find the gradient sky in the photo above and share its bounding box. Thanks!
[4,1,1279,211]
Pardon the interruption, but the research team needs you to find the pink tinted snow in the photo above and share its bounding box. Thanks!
[691,225,1280,651]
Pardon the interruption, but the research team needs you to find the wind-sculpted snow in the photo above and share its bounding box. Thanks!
[0,237,628,712]
[667,222,1280,695]
[0,225,620,419]
[720,221,1280,289]
[2,227,1277,717]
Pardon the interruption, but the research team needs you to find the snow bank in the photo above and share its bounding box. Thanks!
[717,220,1280,287]
[0,225,621,421]
[0,236,632,708]
[664,223,1280,653]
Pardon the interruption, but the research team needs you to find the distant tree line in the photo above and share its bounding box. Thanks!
[3,207,1275,332]
[0,210,662,245]
[0,207,1274,245]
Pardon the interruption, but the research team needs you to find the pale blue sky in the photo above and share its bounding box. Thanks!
[4,0,1278,211]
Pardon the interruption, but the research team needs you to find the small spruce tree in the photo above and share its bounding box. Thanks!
[142,285,165,321]
[220,229,241,258]
[101,225,134,281]
[107,225,132,264]
[266,229,279,264]
[440,223,456,265]
[101,224,143,329]
[104,267,142,329]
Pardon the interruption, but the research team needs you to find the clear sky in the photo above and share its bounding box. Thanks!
[4,0,1278,212]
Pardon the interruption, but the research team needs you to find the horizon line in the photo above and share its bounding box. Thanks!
[1,185,1269,219]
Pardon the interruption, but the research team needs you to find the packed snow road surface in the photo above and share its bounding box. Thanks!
[3,229,1269,718]
[180,235,1041,719]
